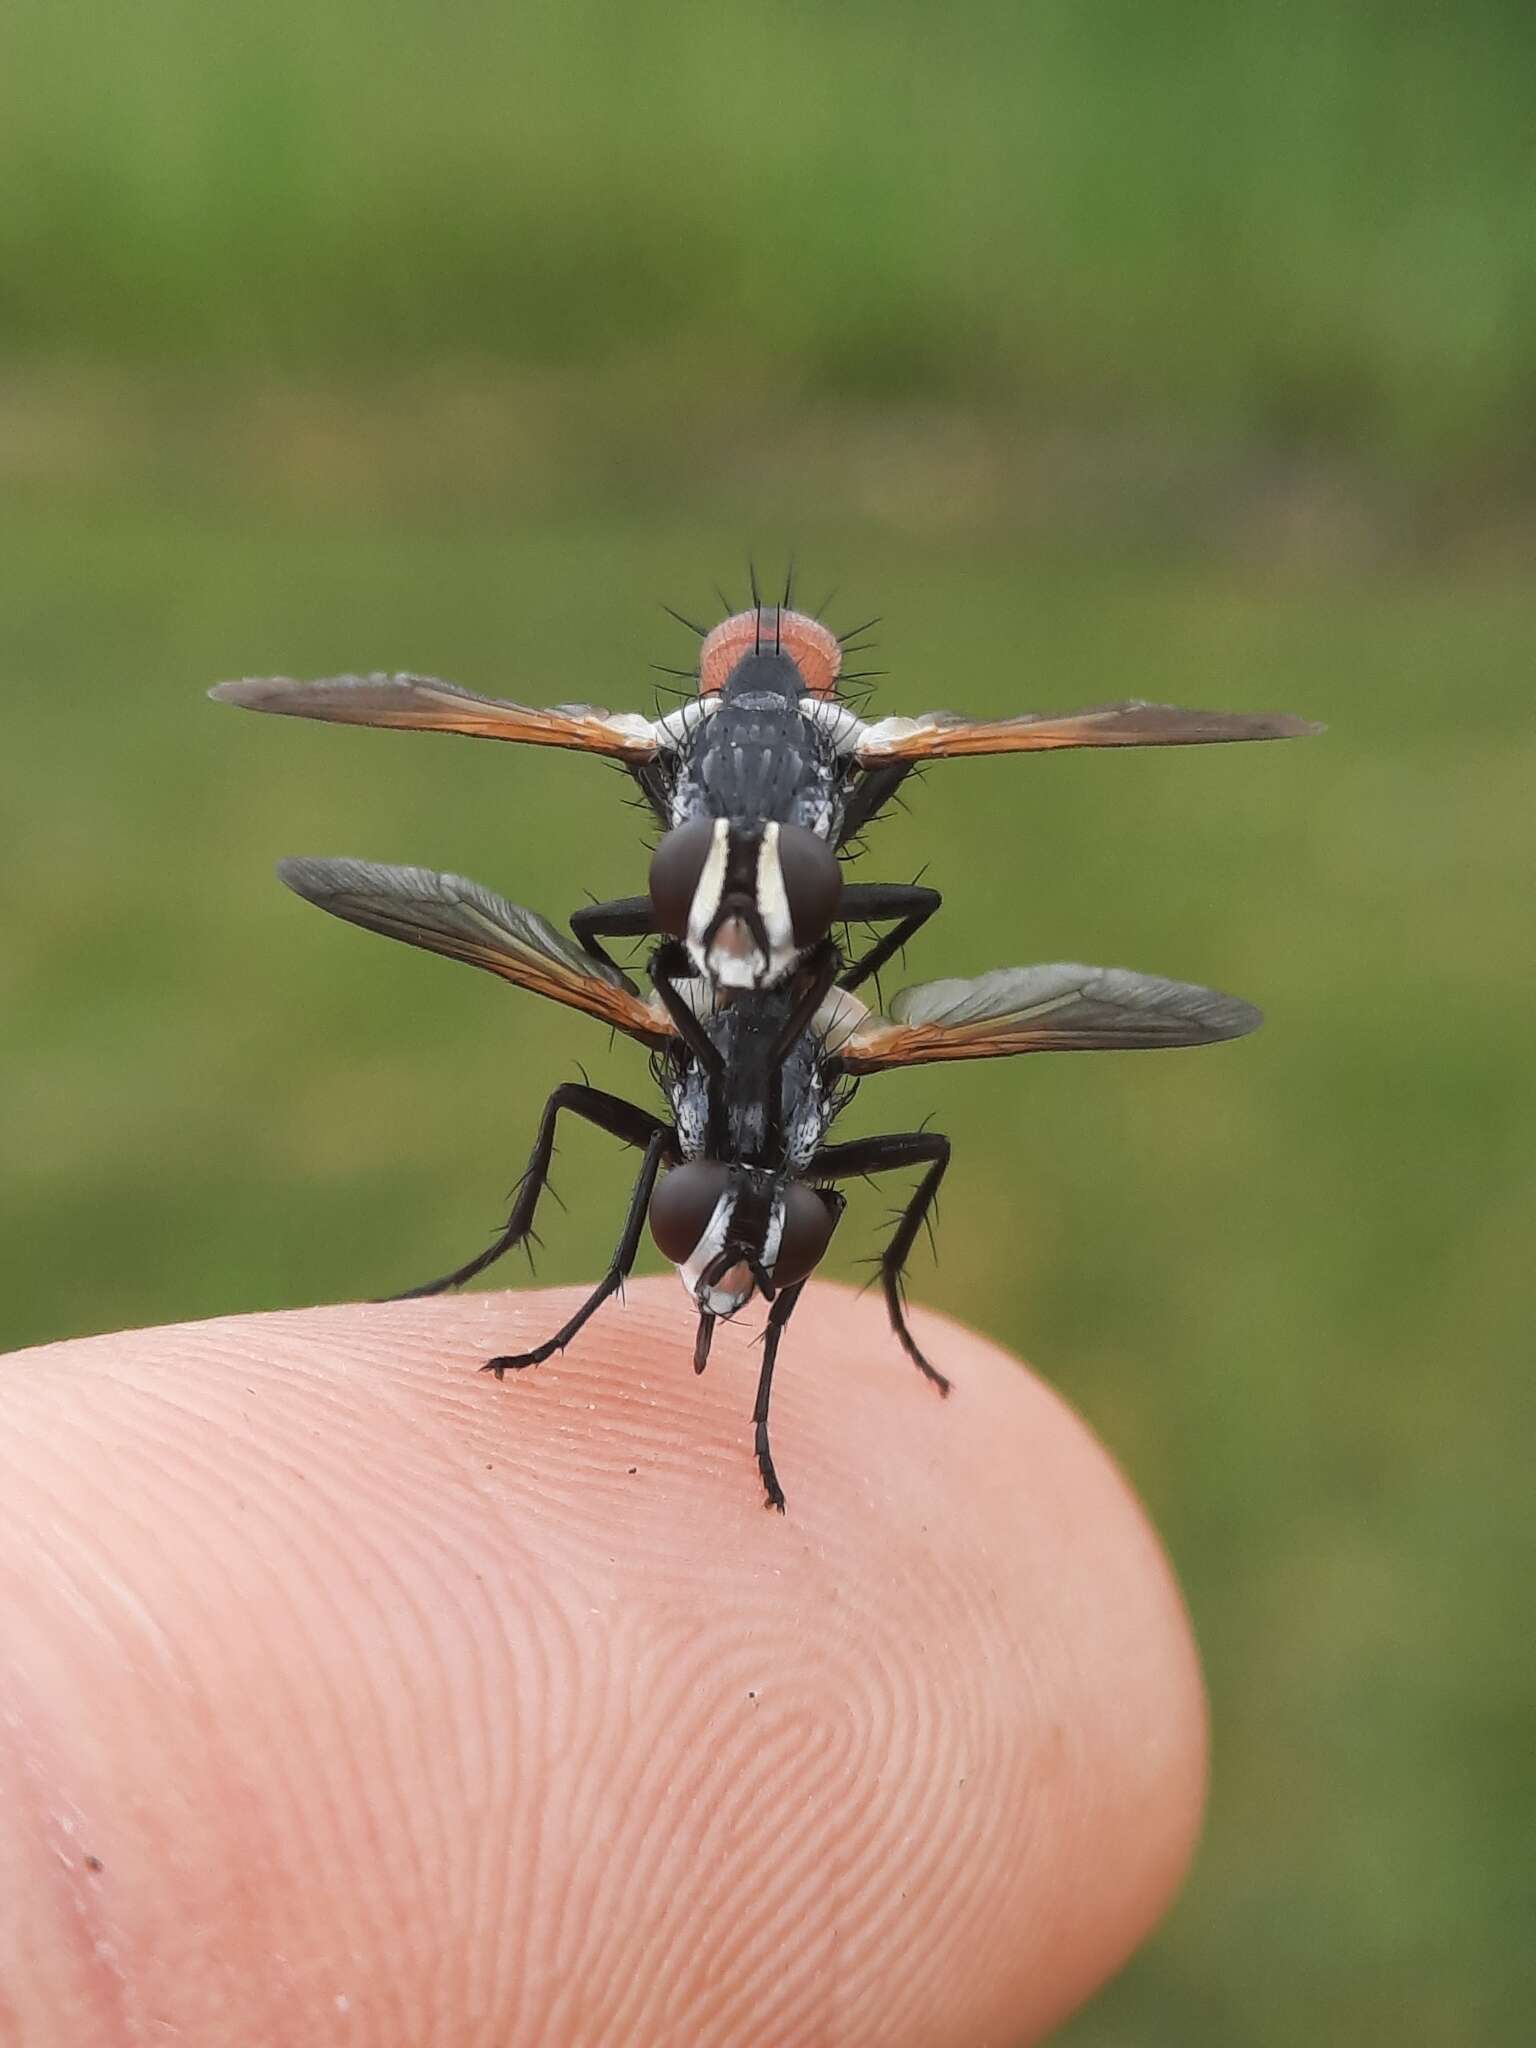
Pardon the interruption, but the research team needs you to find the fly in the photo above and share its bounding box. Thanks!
[275,854,1262,1510]
[211,588,1319,997]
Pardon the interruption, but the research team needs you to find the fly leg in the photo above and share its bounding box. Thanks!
[650,941,726,1079]
[751,1188,843,1511]
[809,1133,952,1393]
[486,1125,672,1374]
[833,882,941,992]
[753,1279,809,1514]
[569,895,655,972]
[837,761,914,849]
[392,1083,675,1298]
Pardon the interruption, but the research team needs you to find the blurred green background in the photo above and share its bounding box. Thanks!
[2,2,1530,2040]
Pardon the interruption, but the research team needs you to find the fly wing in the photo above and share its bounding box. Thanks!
[837,963,1261,1071]
[210,673,660,761]
[278,857,676,1047]
[854,701,1321,762]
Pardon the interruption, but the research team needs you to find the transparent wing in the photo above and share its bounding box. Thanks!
[855,700,1322,762]
[278,858,676,1046]
[837,963,1261,1071]
[211,673,660,761]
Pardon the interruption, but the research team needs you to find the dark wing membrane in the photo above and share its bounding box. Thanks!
[837,963,1261,1071]
[278,858,675,1047]
[210,673,659,761]
[854,700,1322,762]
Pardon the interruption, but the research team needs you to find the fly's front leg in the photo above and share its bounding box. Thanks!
[810,1132,952,1393]
[753,1279,809,1513]
[391,1083,674,1299]
[650,941,725,1080]
[833,882,941,992]
[486,1125,672,1375]
[569,895,655,972]
[751,1188,843,1510]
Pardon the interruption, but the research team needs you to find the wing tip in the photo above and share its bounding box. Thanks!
[1204,994,1264,1041]
[208,677,277,707]
[276,853,348,903]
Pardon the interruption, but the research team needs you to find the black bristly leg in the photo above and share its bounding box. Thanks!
[834,882,942,992]
[769,938,839,1066]
[809,1132,953,1394]
[570,895,656,971]
[753,1279,810,1513]
[650,941,726,1081]
[751,1187,843,1510]
[837,761,914,848]
[485,1125,672,1376]
[391,1083,675,1299]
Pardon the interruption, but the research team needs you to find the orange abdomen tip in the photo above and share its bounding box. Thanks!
[698,608,843,698]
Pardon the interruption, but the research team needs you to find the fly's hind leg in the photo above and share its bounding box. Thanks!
[808,1132,952,1393]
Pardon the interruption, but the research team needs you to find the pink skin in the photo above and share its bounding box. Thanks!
[0,1281,1205,2046]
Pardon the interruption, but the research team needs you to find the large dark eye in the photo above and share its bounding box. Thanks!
[773,1184,837,1287]
[777,824,842,947]
[650,1162,732,1263]
[649,819,717,938]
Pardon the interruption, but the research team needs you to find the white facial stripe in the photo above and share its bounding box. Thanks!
[687,822,802,989]
[676,1190,736,1301]
[755,825,796,967]
[673,1188,786,1318]
[685,819,731,959]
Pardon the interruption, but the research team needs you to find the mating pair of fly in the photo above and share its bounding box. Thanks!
[213,577,1318,1510]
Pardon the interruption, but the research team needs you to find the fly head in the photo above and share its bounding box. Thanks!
[649,1161,838,1317]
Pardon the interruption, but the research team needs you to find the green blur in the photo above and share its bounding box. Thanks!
[2,4,1530,2041]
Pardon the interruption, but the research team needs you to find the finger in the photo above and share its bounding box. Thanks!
[0,1282,1204,2046]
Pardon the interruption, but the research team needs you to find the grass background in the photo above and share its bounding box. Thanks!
[2,4,1531,2041]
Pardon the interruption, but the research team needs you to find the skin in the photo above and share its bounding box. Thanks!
[0,1280,1206,2046]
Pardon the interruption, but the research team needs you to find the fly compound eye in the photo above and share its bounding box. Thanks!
[775,824,843,948]
[772,1185,837,1288]
[649,819,718,938]
[650,1162,732,1265]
